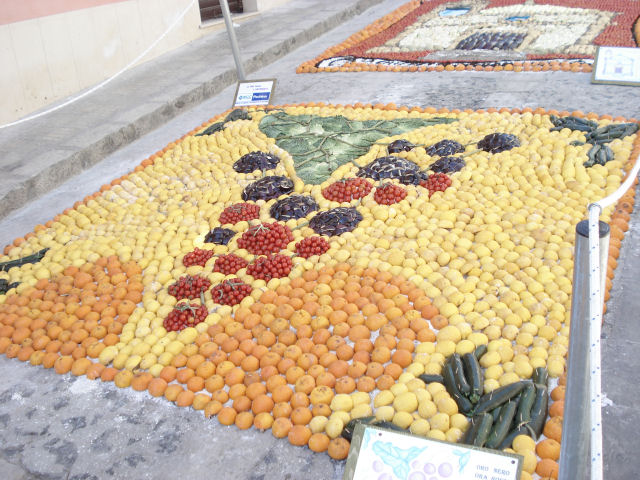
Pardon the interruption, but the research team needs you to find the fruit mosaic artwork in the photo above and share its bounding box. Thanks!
[0,103,638,479]
[297,0,640,74]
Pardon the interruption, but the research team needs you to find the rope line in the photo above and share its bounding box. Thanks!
[586,151,639,480]
[0,0,197,131]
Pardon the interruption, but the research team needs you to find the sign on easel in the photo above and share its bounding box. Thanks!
[344,424,523,480]
[591,46,640,87]
[233,79,276,107]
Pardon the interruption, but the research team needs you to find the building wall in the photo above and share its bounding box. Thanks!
[0,0,289,125]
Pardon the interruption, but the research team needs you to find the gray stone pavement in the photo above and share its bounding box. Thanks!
[1,0,640,477]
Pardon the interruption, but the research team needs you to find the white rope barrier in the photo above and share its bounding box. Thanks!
[587,151,640,480]
[0,0,197,131]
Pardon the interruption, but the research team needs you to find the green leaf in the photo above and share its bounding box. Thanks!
[259,112,456,184]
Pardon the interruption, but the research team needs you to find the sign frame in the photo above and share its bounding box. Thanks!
[591,46,640,87]
[343,423,523,480]
[232,78,277,107]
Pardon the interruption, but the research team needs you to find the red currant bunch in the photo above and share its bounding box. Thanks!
[322,178,372,202]
[374,183,407,205]
[211,279,252,306]
[246,254,293,280]
[163,302,208,331]
[219,203,260,224]
[183,248,215,267]
[213,253,249,275]
[168,275,211,300]
[237,223,294,255]
[421,173,452,196]
[295,236,330,258]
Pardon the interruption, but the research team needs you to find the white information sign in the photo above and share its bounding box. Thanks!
[344,424,522,480]
[592,46,640,86]
[233,79,276,107]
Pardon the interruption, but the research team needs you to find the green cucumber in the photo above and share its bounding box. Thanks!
[498,425,529,450]
[418,374,444,385]
[373,420,406,432]
[528,384,549,439]
[462,352,483,403]
[461,415,481,445]
[341,416,376,441]
[451,353,471,396]
[0,248,49,272]
[515,383,536,426]
[472,413,494,447]
[486,400,518,449]
[474,344,488,361]
[442,362,473,415]
[473,381,527,415]
[532,367,548,386]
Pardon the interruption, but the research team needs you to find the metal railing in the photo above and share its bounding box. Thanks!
[560,152,640,480]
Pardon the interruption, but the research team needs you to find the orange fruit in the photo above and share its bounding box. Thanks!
[218,407,237,425]
[543,416,563,442]
[536,438,561,461]
[328,438,350,460]
[272,417,293,438]
[536,459,559,478]
[235,411,254,430]
[252,394,275,415]
[148,378,168,397]
[288,425,312,446]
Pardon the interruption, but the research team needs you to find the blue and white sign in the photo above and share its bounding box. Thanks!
[344,424,522,480]
[234,79,276,107]
[592,47,640,86]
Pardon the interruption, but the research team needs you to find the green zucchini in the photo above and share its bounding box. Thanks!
[451,353,471,396]
[472,413,494,447]
[341,416,376,441]
[373,420,406,432]
[418,374,444,385]
[490,405,502,424]
[498,425,529,450]
[486,400,518,449]
[515,383,536,426]
[474,344,488,361]
[0,248,49,272]
[461,415,481,445]
[532,367,548,387]
[0,279,20,295]
[462,352,483,403]
[442,362,473,415]
[528,384,549,439]
[473,381,527,416]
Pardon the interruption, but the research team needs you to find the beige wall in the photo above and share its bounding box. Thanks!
[0,0,290,125]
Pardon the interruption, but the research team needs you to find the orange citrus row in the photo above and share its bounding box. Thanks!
[296,0,597,74]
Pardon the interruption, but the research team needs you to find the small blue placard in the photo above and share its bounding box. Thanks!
[233,79,276,107]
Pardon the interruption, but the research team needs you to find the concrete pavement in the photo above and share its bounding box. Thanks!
[0,0,639,477]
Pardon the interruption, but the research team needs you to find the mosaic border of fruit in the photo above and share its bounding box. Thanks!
[0,103,638,479]
[297,0,640,74]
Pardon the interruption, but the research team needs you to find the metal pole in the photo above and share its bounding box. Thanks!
[220,0,246,81]
[559,219,609,480]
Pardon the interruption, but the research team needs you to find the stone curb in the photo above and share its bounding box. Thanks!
[0,0,384,222]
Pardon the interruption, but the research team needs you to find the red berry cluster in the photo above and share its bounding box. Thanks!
[211,279,252,306]
[219,203,260,224]
[183,248,215,267]
[213,253,249,275]
[421,173,452,196]
[168,275,211,300]
[295,236,330,258]
[237,223,294,255]
[163,302,208,331]
[322,178,372,202]
[374,183,407,205]
[246,254,293,280]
